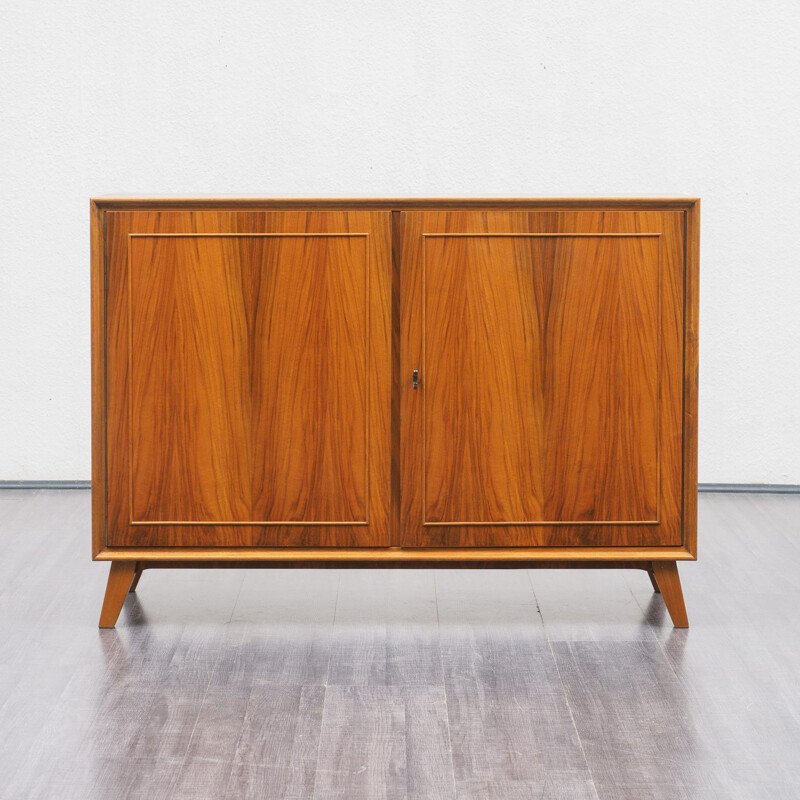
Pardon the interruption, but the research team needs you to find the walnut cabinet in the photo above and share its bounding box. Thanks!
[91,198,699,627]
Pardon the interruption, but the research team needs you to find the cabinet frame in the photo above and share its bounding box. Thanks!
[91,198,699,626]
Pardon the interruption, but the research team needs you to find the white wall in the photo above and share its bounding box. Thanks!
[1,0,798,483]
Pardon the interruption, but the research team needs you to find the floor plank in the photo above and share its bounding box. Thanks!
[435,570,597,797]
[215,568,339,689]
[224,685,325,799]
[327,569,441,686]
[553,639,740,799]
[313,686,455,800]
[532,567,661,642]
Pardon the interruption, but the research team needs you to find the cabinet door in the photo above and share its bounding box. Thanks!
[400,210,685,547]
[105,210,391,547]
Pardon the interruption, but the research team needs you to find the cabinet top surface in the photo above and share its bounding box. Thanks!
[91,197,699,211]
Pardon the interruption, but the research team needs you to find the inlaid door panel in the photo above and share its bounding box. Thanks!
[400,211,685,547]
[105,211,391,547]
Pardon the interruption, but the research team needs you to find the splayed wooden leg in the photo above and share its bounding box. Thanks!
[128,562,143,593]
[651,561,689,628]
[99,561,137,628]
[647,564,661,593]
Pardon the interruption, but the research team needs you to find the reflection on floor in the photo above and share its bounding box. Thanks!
[0,490,798,798]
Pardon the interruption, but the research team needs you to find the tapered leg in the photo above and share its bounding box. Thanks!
[128,563,143,593]
[651,561,689,628]
[647,564,661,593]
[99,561,137,628]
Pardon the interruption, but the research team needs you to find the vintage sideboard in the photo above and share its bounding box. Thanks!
[91,198,699,627]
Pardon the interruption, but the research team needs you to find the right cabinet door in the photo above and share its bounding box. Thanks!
[400,210,686,548]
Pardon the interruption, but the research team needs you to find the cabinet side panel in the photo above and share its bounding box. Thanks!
[91,201,106,557]
[683,202,700,556]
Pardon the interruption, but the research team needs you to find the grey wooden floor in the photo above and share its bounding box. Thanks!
[0,491,799,798]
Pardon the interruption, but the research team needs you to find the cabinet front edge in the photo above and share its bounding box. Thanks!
[90,201,107,560]
[94,546,696,562]
[91,197,700,212]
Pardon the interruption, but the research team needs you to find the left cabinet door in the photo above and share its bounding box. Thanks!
[100,210,392,548]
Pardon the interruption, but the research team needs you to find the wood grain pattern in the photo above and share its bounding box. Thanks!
[422,233,659,524]
[401,211,685,548]
[104,211,392,548]
[128,233,368,524]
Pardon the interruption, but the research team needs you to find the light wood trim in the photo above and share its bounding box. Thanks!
[94,546,696,562]
[121,560,673,572]
[128,520,370,527]
[90,200,106,559]
[683,201,700,557]
[92,198,701,212]
[128,232,368,238]
[422,232,661,237]
[422,520,660,527]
